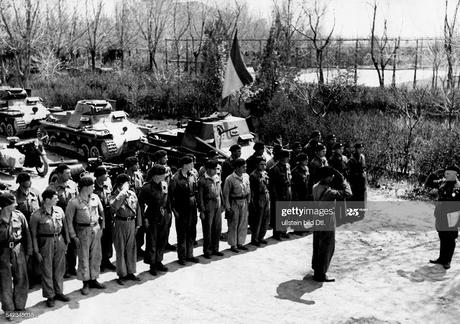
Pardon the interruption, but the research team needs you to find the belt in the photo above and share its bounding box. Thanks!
[38,231,62,238]
[231,195,248,200]
[115,216,135,221]
[0,240,20,249]
[76,222,98,227]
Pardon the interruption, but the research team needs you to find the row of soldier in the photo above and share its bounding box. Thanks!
[0,131,367,318]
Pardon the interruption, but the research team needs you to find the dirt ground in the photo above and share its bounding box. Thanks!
[0,184,451,324]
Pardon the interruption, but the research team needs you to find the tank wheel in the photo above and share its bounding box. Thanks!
[35,155,49,177]
[89,145,101,158]
[48,135,57,147]
[0,122,6,135]
[5,122,15,137]
[81,144,90,158]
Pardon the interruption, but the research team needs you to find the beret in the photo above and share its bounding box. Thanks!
[316,144,326,151]
[94,166,107,178]
[445,165,460,173]
[333,143,344,150]
[296,153,308,163]
[326,134,336,140]
[180,155,193,166]
[115,173,131,187]
[318,166,335,179]
[124,156,138,168]
[254,156,266,165]
[55,163,70,174]
[16,172,31,184]
[233,158,246,168]
[230,144,241,152]
[205,159,218,169]
[148,164,166,176]
[207,151,219,158]
[153,150,167,160]
[0,192,16,208]
[354,143,364,149]
[78,176,94,188]
[253,142,265,151]
[311,130,321,137]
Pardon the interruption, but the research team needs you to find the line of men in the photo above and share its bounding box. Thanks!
[0,130,367,319]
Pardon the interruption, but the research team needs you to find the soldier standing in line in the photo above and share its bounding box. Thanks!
[138,165,171,276]
[309,144,329,190]
[93,166,116,272]
[246,142,265,175]
[303,130,322,162]
[13,172,42,287]
[269,149,292,240]
[30,189,70,307]
[199,151,220,178]
[198,160,224,259]
[0,193,32,319]
[249,157,270,246]
[291,153,311,236]
[329,143,349,178]
[348,143,367,219]
[169,156,199,265]
[325,134,337,160]
[47,164,78,278]
[66,177,106,295]
[311,167,352,282]
[110,174,141,285]
[221,144,242,188]
[223,158,251,253]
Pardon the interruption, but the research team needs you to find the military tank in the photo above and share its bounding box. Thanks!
[0,87,50,137]
[38,99,145,161]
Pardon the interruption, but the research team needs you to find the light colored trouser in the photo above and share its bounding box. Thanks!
[38,235,66,298]
[202,199,222,254]
[76,225,102,281]
[227,199,248,247]
[113,219,136,278]
[0,244,28,312]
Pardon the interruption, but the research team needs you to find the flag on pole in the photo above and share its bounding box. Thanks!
[222,30,254,99]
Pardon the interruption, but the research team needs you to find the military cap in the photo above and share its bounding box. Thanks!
[296,153,308,163]
[180,155,193,166]
[115,173,131,187]
[326,134,336,141]
[42,188,58,201]
[354,143,364,149]
[316,143,326,152]
[230,144,241,153]
[311,130,321,137]
[153,150,167,161]
[233,158,246,168]
[333,143,344,150]
[253,142,265,151]
[94,166,107,178]
[55,163,70,174]
[318,166,335,179]
[78,176,94,188]
[16,172,31,184]
[205,159,218,169]
[292,141,302,149]
[0,192,16,208]
[445,165,460,173]
[124,156,139,169]
[149,164,167,176]
[279,149,290,158]
[207,151,219,158]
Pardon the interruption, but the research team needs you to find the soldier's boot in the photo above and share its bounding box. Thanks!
[89,280,106,289]
[81,281,90,295]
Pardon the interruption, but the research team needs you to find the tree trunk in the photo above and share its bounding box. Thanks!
[317,50,324,84]
[90,49,96,71]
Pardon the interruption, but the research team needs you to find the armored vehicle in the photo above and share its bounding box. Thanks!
[0,87,49,137]
[38,99,145,160]
[138,112,270,170]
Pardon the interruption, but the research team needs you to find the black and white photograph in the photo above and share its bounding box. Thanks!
[0,0,459,323]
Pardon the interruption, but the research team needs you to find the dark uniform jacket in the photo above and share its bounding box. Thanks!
[169,171,197,214]
[250,170,270,203]
[268,162,292,201]
[291,164,310,201]
[138,181,170,223]
[14,187,42,222]
[309,156,328,187]
[0,210,32,255]
[246,153,262,176]
[329,153,349,178]
[434,180,460,231]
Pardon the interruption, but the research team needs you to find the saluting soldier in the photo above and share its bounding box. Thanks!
[198,159,224,259]
[138,165,171,276]
[47,163,78,278]
[30,189,70,308]
[221,144,242,189]
[170,156,199,265]
[427,165,460,270]
[66,177,106,295]
[110,174,141,285]
[266,144,282,170]
[303,130,322,162]
[246,142,265,175]
[14,172,42,286]
[269,149,292,240]
[93,166,115,271]
[348,143,367,219]
[0,193,32,319]
[312,167,352,282]
[249,157,270,246]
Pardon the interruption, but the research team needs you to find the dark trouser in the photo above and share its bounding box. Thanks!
[39,235,66,298]
[136,226,146,253]
[113,219,136,277]
[0,244,28,312]
[144,214,171,266]
[101,211,113,263]
[350,178,367,219]
[270,199,286,237]
[202,200,222,255]
[438,230,458,264]
[176,207,198,261]
[27,253,41,286]
[252,198,270,243]
[65,240,77,274]
[312,231,335,277]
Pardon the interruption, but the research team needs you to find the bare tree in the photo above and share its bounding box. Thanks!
[275,0,303,67]
[84,0,110,71]
[290,81,331,117]
[114,0,136,69]
[188,0,211,74]
[426,39,443,89]
[0,0,42,86]
[171,0,191,69]
[443,0,460,89]
[369,1,400,88]
[434,78,460,129]
[294,0,335,85]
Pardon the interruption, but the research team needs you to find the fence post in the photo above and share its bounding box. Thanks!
[354,39,358,85]
[413,39,418,89]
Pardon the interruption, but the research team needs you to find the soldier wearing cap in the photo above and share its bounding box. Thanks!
[249,157,270,246]
[138,164,171,276]
[246,142,265,175]
[0,192,32,318]
[325,134,337,160]
[292,153,311,201]
[110,174,141,284]
[303,130,322,162]
[93,166,115,271]
[267,144,282,170]
[47,163,78,278]
[198,159,224,259]
[66,177,106,295]
[169,156,199,264]
[30,189,70,307]
[427,165,460,270]
[309,144,329,189]
[311,166,352,282]
[348,143,367,218]
[223,158,251,252]
[198,151,220,178]
[269,149,292,240]
[329,143,349,178]
[221,144,242,188]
